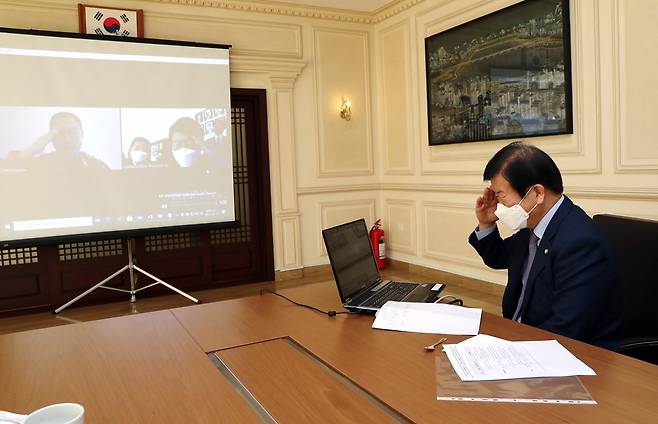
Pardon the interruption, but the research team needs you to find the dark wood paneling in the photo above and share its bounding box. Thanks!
[0,274,40,298]
[60,266,129,292]
[210,89,274,284]
[0,249,50,314]
[140,256,203,279]
[212,251,252,272]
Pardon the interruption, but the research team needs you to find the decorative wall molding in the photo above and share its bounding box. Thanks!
[298,181,658,200]
[384,199,417,254]
[382,182,480,193]
[228,56,305,270]
[271,87,299,213]
[612,0,624,173]
[146,0,371,22]
[0,0,72,11]
[230,56,305,79]
[612,0,658,173]
[421,200,472,210]
[380,19,415,176]
[146,11,303,58]
[297,183,380,195]
[313,27,373,177]
[372,0,427,23]
[143,0,426,24]
[566,186,658,201]
[380,182,658,200]
[231,56,305,217]
[279,213,302,270]
[420,248,484,268]
[421,201,483,267]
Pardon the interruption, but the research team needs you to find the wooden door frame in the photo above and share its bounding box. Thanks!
[231,88,274,281]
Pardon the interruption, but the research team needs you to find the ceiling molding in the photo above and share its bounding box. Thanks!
[371,0,426,23]
[230,55,305,78]
[142,0,426,24]
[0,0,73,11]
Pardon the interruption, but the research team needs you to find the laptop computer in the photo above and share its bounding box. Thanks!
[322,218,445,312]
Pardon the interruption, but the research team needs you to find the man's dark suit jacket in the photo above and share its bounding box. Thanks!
[469,196,622,350]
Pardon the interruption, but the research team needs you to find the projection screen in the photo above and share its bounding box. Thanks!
[0,28,234,246]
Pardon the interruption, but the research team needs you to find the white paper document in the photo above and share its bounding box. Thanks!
[371,301,481,335]
[443,334,596,381]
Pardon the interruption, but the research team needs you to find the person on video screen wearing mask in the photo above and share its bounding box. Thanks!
[123,137,151,168]
[22,111,110,173]
[468,142,622,350]
[168,117,212,169]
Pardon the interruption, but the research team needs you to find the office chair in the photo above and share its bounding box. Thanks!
[594,214,658,365]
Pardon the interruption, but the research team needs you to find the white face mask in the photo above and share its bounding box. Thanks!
[494,187,538,231]
[173,148,200,167]
[130,151,148,164]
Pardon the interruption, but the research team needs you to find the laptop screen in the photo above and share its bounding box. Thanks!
[322,219,381,301]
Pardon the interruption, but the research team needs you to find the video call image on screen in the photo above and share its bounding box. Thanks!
[0,106,234,241]
[0,28,234,243]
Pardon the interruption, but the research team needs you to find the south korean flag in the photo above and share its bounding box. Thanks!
[84,7,139,37]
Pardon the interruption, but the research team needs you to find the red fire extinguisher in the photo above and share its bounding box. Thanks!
[369,219,386,270]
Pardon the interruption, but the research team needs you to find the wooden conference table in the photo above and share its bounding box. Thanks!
[1,281,657,423]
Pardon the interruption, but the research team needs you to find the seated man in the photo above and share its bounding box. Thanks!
[22,111,110,173]
[468,142,622,350]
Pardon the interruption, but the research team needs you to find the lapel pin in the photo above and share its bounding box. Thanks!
[544,249,549,255]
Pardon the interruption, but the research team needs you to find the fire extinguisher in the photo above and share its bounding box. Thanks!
[369,219,386,270]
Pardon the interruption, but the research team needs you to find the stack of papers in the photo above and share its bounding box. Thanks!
[371,301,481,335]
[443,334,596,381]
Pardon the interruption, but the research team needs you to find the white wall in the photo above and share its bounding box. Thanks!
[1,0,657,285]
[374,0,658,284]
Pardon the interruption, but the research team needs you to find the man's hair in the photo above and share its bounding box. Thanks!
[483,142,563,195]
[49,112,82,131]
[169,117,203,140]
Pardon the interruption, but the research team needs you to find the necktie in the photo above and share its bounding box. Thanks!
[512,231,539,322]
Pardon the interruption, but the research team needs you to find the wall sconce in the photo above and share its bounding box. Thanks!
[339,97,352,121]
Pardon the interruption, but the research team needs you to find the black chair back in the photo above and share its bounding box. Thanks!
[594,214,658,364]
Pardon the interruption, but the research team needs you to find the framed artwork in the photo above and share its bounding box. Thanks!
[424,0,572,146]
[78,3,144,38]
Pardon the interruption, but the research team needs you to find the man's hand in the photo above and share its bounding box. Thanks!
[475,187,498,230]
[19,130,55,159]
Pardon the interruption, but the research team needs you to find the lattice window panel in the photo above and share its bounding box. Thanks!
[212,106,251,245]
[59,239,123,261]
[0,247,38,266]
[145,232,199,252]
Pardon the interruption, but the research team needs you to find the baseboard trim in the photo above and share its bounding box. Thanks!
[275,264,333,282]
[274,268,303,281]
[388,259,505,296]
[278,259,504,296]
[403,262,505,296]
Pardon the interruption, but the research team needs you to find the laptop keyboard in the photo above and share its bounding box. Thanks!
[361,281,417,308]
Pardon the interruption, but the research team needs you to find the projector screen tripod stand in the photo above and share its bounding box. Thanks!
[54,238,200,313]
